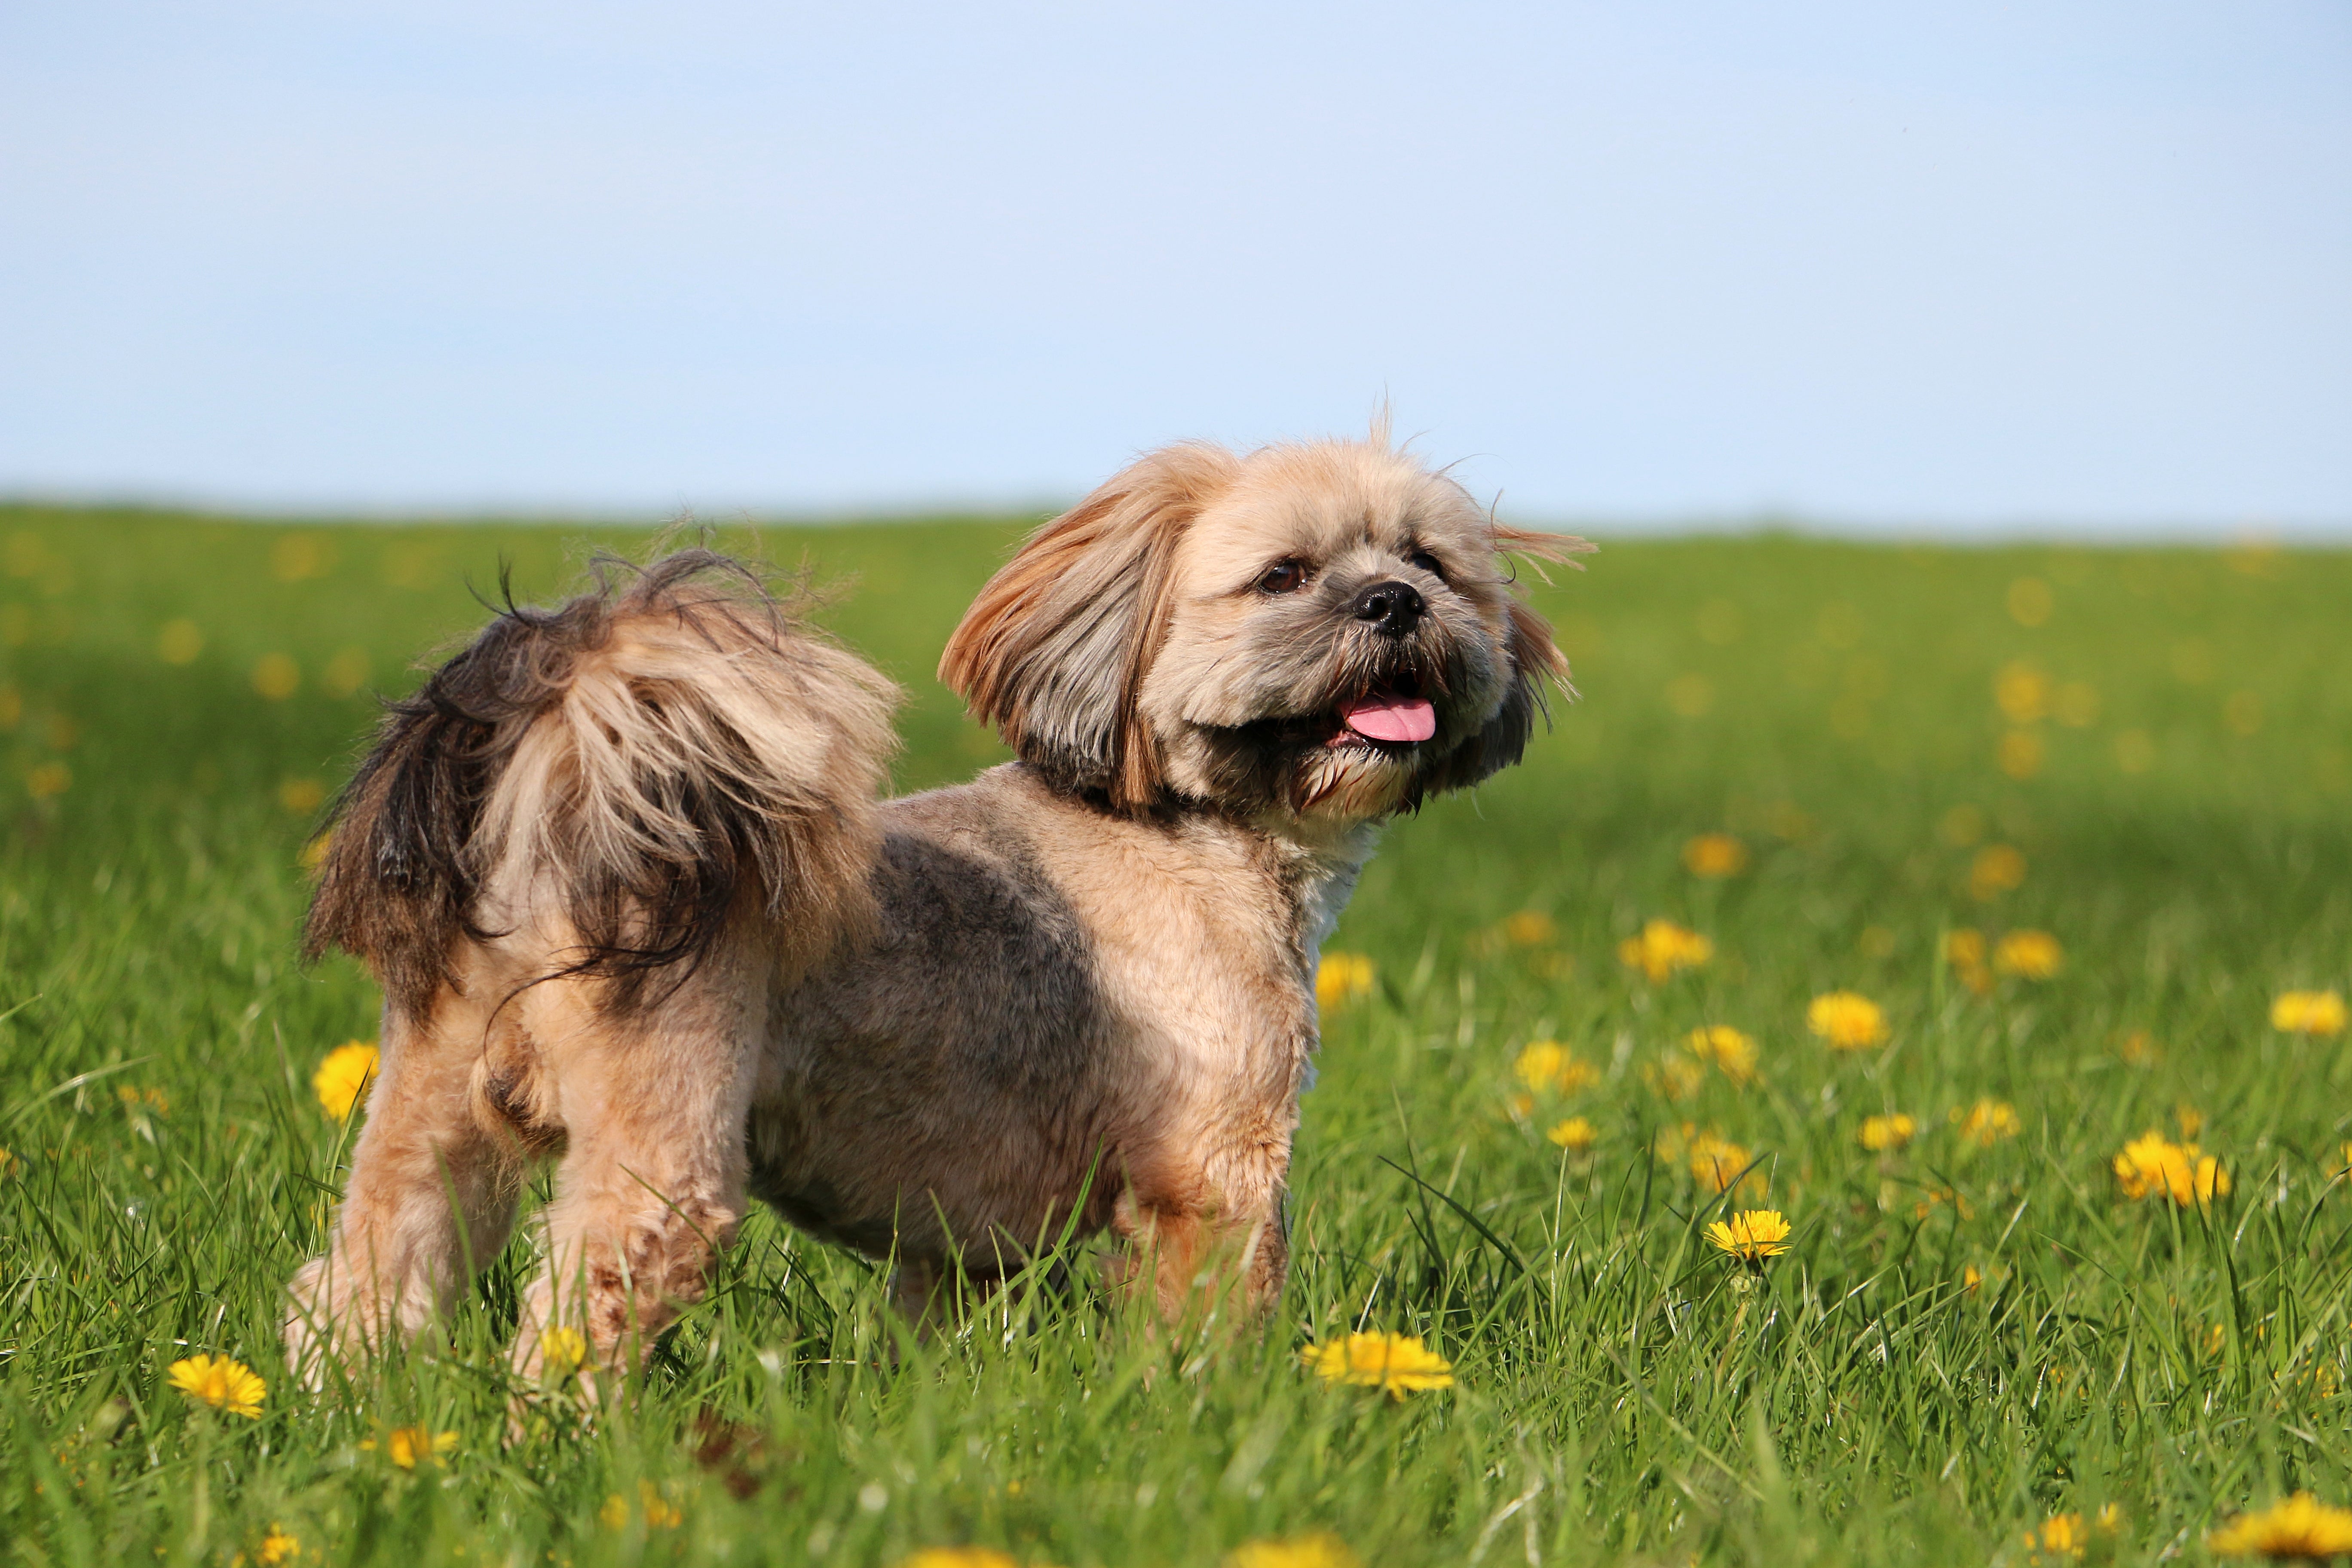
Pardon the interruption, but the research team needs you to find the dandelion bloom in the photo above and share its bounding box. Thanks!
[539,1325,590,1376]
[1545,1116,1596,1152]
[1681,833,1749,878]
[1962,1265,1984,1294]
[1315,952,1377,1011]
[1642,1055,1706,1102]
[2272,991,2347,1036]
[256,1526,299,1566]
[312,1042,379,1122]
[1688,1133,1755,1194]
[2112,1132,2229,1207]
[2027,1507,2121,1559]
[2208,1494,2352,1559]
[1617,919,1712,983]
[1705,1209,1791,1267]
[368,1426,458,1469]
[168,1354,265,1418]
[1512,1040,1597,1096]
[1807,992,1888,1051]
[1227,1535,1360,1568]
[897,1553,1023,1568]
[1298,1332,1453,1396]
[1993,930,2063,979]
[1943,930,1993,995]
[1952,1099,2023,1147]
[1859,1113,1917,1152]
[1968,844,2027,900]
[1685,1025,1760,1084]
[1502,910,1555,946]
[2175,1104,2205,1140]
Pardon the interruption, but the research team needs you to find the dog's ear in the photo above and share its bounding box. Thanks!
[942,443,1237,809]
[1424,526,1590,793]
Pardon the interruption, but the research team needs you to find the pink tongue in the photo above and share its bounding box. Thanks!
[1341,694,1437,744]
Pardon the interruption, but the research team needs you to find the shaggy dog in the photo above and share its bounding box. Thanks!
[285,433,1586,1381]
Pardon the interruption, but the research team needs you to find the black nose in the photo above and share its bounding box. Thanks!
[1352,580,1424,635]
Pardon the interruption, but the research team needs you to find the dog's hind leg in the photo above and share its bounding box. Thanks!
[285,987,524,1384]
[506,954,763,1389]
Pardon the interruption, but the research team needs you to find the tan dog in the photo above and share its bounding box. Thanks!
[285,433,1585,1382]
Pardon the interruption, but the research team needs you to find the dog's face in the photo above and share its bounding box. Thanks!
[942,438,1583,823]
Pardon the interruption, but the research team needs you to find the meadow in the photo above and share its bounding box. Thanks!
[3,504,2349,1568]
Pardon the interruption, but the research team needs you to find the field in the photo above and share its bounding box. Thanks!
[3,505,2350,1567]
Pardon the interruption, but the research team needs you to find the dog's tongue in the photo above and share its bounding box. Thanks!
[1341,692,1437,744]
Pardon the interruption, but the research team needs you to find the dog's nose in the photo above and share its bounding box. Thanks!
[1352,580,1424,635]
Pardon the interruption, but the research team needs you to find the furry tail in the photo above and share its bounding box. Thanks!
[305,548,900,1016]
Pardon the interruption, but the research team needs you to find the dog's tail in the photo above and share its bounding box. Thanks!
[304,548,900,1017]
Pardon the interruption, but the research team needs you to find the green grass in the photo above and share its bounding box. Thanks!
[3,505,2350,1567]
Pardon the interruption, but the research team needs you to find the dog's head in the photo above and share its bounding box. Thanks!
[941,436,1588,822]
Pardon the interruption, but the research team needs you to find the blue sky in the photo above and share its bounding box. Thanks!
[3,2,2347,530]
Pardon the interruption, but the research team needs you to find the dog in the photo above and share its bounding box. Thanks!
[284,432,1586,1382]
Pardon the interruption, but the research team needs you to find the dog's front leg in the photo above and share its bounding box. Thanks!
[285,997,523,1384]
[1111,1144,1292,1325]
[508,978,758,1390]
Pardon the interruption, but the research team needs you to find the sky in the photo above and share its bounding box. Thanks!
[3,3,2348,532]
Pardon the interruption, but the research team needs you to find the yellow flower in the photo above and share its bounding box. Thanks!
[1859,1113,1917,1152]
[1681,833,1749,878]
[1993,930,2063,979]
[168,1354,266,1418]
[638,1481,682,1529]
[367,1425,458,1469]
[1807,991,1888,1051]
[2114,1030,2157,1066]
[1942,928,1993,995]
[1962,1264,1984,1294]
[1642,1054,1706,1102]
[2175,1103,2205,1140]
[1502,910,1555,946]
[1685,1025,1760,1085]
[2027,1506,2122,1559]
[1968,844,2027,899]
[1545,1116,1596,1152]
[598,1494,630,1531]
[1688,1133,1755,1194]
[539,1326,590,1377]
[2208,1493,2352,1559]
[2272,991,2348,1036]
[256,1526,299,1567]
[312,1042,378,1122]
[1226,1535,1360,1568]
[899,1553,1025,1568]
[1512,1040,1598,1096]
[1315,952,1377,1011]
[1298,1332,1453,1396]
[1995,661,2050,724]
[1617,919,1712,983]
[2111,1131,2228,1207]
[1705,1209,1791,1266]
[1952,1098,2023,1147]
[2337,1142,2352,1179]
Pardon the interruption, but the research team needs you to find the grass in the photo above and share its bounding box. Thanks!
[3,504,2350,1567]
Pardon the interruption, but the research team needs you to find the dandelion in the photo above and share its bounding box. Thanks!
[2111,1131,2228,1207]
[2174,1103,2205,1140]
[1705,1209,1791,1268]
[312,1042,378,1122]
[1995,660,2050,724]
[599,1495,630,1531]
[2208,1494,2352,1559]
[255,1526,299,1566]
[1688,1133,1755,1194]
[364,1425,459,1469]
[2114,1030,2157,1066]
[1298,1332,1453,1396]
[1859,1113,1917,1152]
[168,1354,266,1418]
[278,777,326,814]
[1642,1055,1706,1102]
[1962,1264,1984,1293]
[1502,910,1555,946]
[2027,1506,2122,1560]
[1952,1099,2023,1147]
[1807,991,1888,1051]
[1512,1040,1597,1096]
[637,1481,683,1529]
[1944,929,1993,995]
[1227,1536,1360,1568]
[539,1326,589,1377]
[1617,919,1712,983]
[1545,1116,1596,1152]
[1968,844,2027,899]
[1685,1025,1760,1084]
[899,1553,1026,1568]
[1315,952,1377,1011]
[1993,930,2063,979]
[1681,833,1749,878]
[2272,991,2347,1037]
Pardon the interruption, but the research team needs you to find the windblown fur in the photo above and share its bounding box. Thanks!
[286,436,1586,1385]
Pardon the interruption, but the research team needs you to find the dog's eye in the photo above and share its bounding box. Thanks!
[1256,560,1308,594]
[1409,549,1445,581]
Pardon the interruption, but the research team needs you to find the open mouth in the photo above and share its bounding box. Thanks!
[1328,673,1437,747]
